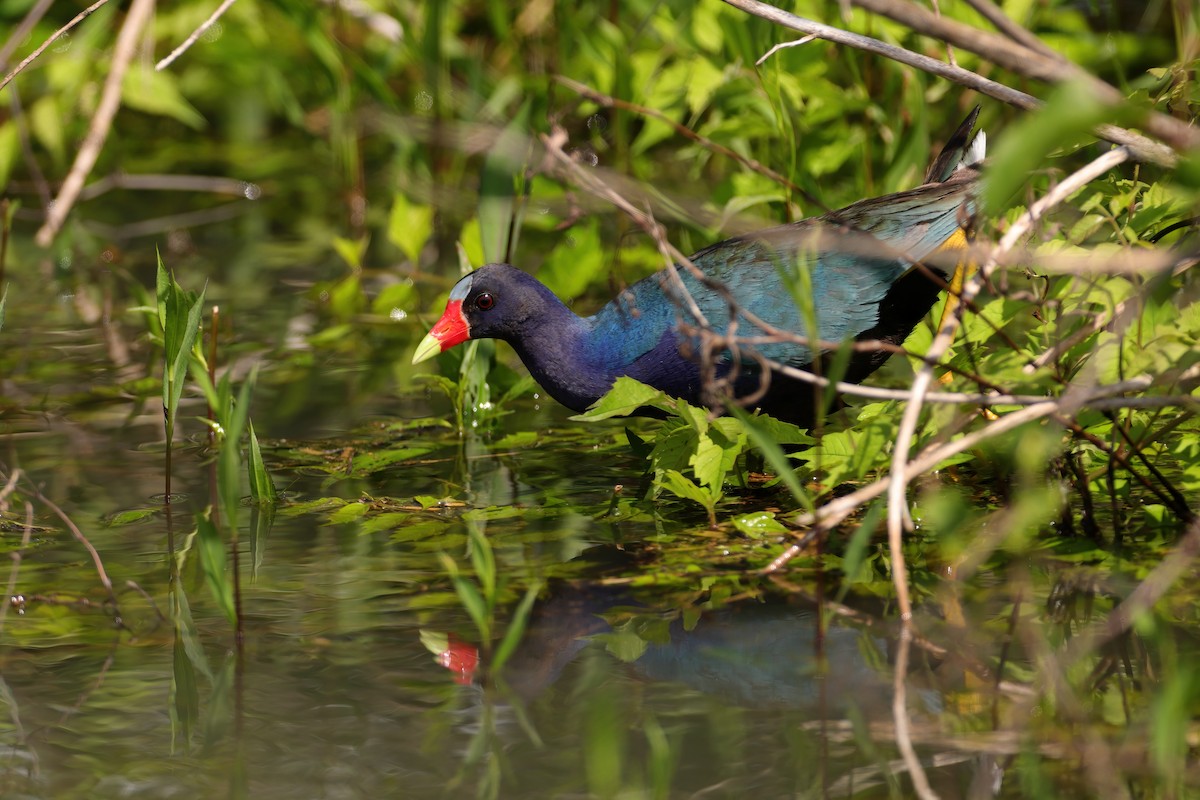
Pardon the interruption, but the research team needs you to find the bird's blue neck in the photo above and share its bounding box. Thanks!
[501,290,618,413]
[502,280,692,414]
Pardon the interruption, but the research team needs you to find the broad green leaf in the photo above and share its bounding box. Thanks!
[538,219,605,299]
[572,377,674,421]
[729,406,814,513]
[731,512,788,537]
[122,65,206,129]
[478,106,530,263]
[386,194,434,266]
[659,469,716,511]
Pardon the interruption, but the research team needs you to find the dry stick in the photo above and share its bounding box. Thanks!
[757,360,1195,573]
[720,0,1178,166]
[884,145,1131,620]
[849,0,1200,156]
[34,0,156,247]
[0,0,112,93]
[156,0,239,71]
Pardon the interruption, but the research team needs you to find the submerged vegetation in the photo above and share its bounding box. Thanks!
[0,0,1198,797]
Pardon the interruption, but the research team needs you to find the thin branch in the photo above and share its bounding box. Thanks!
[0,0,112,93]
[156,0,239,71]
[756,34,818,66]
[34,0,156,246]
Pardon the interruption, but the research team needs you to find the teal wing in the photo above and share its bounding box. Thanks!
[668,175,976,368]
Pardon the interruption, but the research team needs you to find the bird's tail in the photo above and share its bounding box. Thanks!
[923,106,986,184]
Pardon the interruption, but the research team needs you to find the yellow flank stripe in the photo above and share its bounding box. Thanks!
[934,227,975,334]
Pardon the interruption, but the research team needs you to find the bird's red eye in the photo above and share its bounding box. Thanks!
[476,292,495,311]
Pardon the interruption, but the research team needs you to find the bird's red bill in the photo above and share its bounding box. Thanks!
[412,300,469,364]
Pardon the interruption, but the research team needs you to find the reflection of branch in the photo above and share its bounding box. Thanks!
[34,0,156,246]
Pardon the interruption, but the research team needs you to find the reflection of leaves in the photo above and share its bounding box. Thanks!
[196,512,236,625]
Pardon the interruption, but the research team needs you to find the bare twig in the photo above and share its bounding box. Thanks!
[34,0,156,246]
[0,0,113,93]
[156,0,239,71]
[756,34,818,65]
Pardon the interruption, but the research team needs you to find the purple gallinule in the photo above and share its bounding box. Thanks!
[413,109,985,425]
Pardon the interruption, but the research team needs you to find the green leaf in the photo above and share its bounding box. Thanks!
[196,512,236,625]
[982,81,1112,214]
[538,219,605,299]
[122,65,206,129]
[418,629,449,656]
[478,105,530,262]
[659,469,716,512]
[729,406,814,513]
[466,523,496,607]
[571,377,674,421]
[331,235,368,270]
[247,422,278,504]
